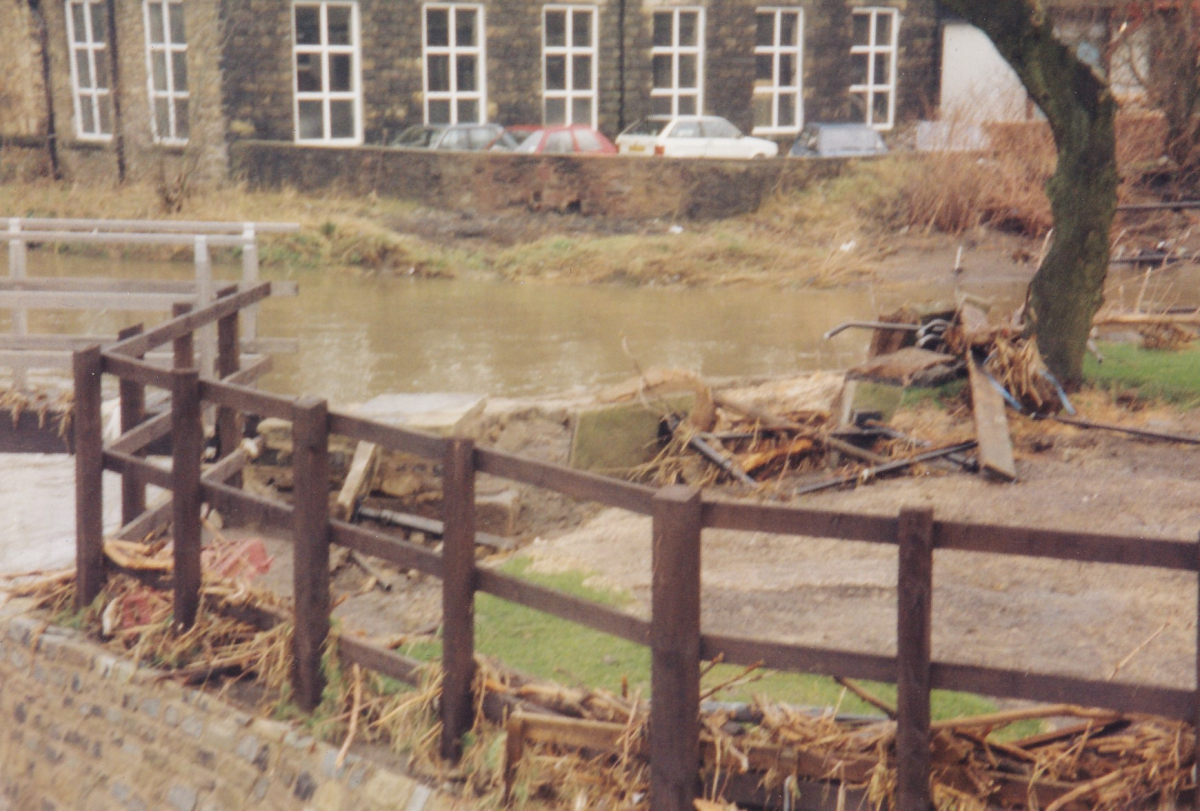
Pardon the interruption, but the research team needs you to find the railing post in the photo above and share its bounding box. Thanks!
[117,324,146,525]
[291,397,330,712]
[441,437,477,762]
[170,367,203,631]
[172,302,194,368]
[1193,530,1200,811]
[650,485,703,811]
[73,345,105,609]
[896,507,934,811]
[9,218,28,389]
[215,290,243,490]
[193,234,215,378]
[241,223,259,344]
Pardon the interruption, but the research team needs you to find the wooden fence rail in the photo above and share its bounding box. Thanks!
[72,290,1200,811]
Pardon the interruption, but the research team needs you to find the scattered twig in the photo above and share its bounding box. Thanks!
[337,664,363,769]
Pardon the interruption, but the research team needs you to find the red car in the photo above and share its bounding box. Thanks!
[492,125,617,155]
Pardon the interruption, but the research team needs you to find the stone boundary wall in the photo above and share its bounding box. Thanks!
[0,599,457,811]
[231,142,849,221]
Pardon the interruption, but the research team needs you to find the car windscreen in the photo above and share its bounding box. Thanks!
[394,126,441,148]
[623,118,669,136]
[515,130,545,153]
[701,119,741,139]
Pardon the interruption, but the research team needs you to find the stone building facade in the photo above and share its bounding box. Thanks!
[5,0,944,184]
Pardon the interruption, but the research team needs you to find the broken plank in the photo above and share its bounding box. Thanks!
[336,441,379,521]
[967,354,1017,482]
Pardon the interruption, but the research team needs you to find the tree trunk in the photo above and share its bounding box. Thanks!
[942,0,1118,387]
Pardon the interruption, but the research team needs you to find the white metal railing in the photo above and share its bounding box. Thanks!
[3,217,300,385]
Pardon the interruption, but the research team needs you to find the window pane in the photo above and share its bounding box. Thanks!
[89,3,107,43]
[849,92,867,123]
[75,51,93,88]
[872,91,889,123]
[677,95,696,115]
[755,53,772,83]
[572,10,591,47]
[651,95,671,115]
[652,13,672,47]
[428,98,451,123]
[456,98,479,123]
[298,100,324,138]
[652,54,671,89]
[330,99,354,138]
[426,8,449,47]
[154,100,170,138]
[456,55,477,91]
[148,3,165,44]
[755,13,773,48]
[152,51,168,91]
[571,97,591,125]
[705,118,739,138]
[852,13,869,45]
[572,55,591,90]
[780,12,797,45]
[875,12,892,44]
[296,52,321,91]
[97,94,112,133]
[169,2,186,43]
[94,52,111,88]
[330,53,352,91]
[295,6,320,45]
[71,4,87,43]
[778,92,797,127]
[327,6,352,45]
[172,50,187,90]
[780,53,795,86]
[873,53,889,85]
[671,121,699,138]
[678,54,696,88]
[545,55,565,90]
[850,53,868,86]
[678,12,697,46]
[456,8,477,47]
[545,10,565,47]
[80,99,95,133]
[175,97,189,138]
[752,93,771,129]
[427,54,450,91]
[544,97,566,124]
[545,131,573,153]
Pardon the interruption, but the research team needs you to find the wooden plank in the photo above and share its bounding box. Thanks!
[702,499,898,544]
[355,507,513,551]
[476,568,651,645]
[0,291,191,310]
[650,485,703,811]
[441,438,477,762]
[200,379,295,421]
[896,508,934,811]
[475,447,657,515]
[201,480,292,529]
[291,397,331,712]
[106,282,272,358]
[699,635,897,683]
[171,368,203,630]
[335,441,378,520]
[331,520,443,577]
[967,353,1016,481]
[73,345,105,609]
[117,324,147,526]
[108,411,171,456]
[337,636,425,687]
[102,450,172,489]
[327,411,447,460]
[226,355,272,386]
[935,520,1196,571]
[172,302,194,369]
[116,499,172,542]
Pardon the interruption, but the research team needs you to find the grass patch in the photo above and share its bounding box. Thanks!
[1084,342,1200,407]
[899,379,968,410]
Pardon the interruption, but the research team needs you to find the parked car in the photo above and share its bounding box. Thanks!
[615,116,778,159]
[491,125,617,155]
[788,123,888,158]
[390,123,505,151]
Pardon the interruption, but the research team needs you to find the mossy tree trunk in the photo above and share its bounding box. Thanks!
[942,0,1118,387]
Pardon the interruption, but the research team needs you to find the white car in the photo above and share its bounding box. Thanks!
[616,116,778,159]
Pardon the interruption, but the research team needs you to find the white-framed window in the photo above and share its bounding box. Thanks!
[543,5,597,126]
[650,7,704,117]
[753,7,802,134]
[143,0,188,144]
[292,1,362,144]
[65,0,113,140]
[849,7,898,130]
[423,4,486,124]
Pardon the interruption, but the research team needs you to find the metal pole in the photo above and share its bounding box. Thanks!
[194,235,214,378]
[241,223,259,344]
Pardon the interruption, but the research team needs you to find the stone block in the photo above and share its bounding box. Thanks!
[569,393,695,473]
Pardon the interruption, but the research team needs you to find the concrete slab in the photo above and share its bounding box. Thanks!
[351,393,486,434]
[569,393,695,474]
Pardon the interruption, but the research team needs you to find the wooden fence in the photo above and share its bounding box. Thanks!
[73,290,1200,811]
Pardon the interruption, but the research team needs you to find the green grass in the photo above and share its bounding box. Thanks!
[1084,342,1200,407]
[396,558,1042,740]
[898,379,967,410]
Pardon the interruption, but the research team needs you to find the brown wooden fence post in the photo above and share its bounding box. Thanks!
[172,302,194,368]
[170,367,203,631]
[896,506,934,811]
[441,437,477,762]
[650,485,703,811]
[215,294,242,489]
[291,397,330,712]
[117,324,146,525]
[1194,530,1200,811]
[73,345,105,609]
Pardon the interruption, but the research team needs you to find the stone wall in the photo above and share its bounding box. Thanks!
[0,0,47,139]
[232,141,848,220]
[0,599,459,811]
